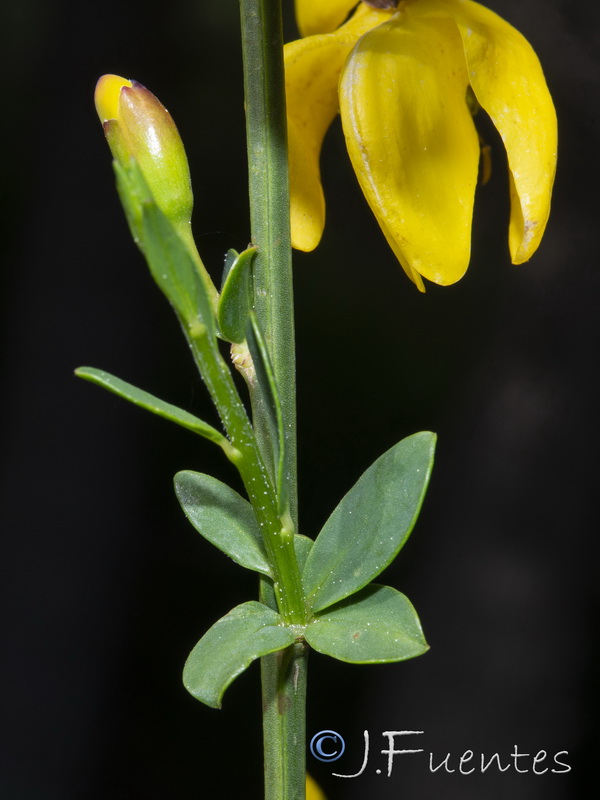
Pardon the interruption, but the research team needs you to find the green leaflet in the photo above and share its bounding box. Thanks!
[218,247,256,343]
[175,471,271,577]
[75,367,231,451]
[141,203,216,337]
[304,584,428,664]
[175,471,314,580]
[114,159,216,337]
[183,601,296,708]
[221,248,239,285]
[302,432,436,612]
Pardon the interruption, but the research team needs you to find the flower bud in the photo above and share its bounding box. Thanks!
[94,74,193,228]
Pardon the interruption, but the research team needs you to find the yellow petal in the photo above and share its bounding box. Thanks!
[379,216,426,292]
[306,773,327,800]
[339,12,480,285]
[294,0,358,36]
[416,0,557,263]
[94,74,132,123]
[285,6,385,251]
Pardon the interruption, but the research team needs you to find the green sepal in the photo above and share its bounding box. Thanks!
[304,584,428,664]
[174,471,271,577]
[246,312,287,513]
[302,432,436,613]
[183,601,296,708]
[218,247,256,343]
[75,367,231,450]
[114,159,216,337]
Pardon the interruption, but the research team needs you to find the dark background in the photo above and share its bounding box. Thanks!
[1,1,598,798]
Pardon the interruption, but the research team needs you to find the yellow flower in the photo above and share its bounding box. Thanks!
[287,0,557,290]
[95,74,193,229]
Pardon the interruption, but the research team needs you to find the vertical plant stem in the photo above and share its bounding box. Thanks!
[261,643,309,800]
[239,1,307,799]
[185,327,306,622]
[239,0,297,523]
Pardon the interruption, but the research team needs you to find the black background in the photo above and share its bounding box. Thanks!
[1,1,598,798]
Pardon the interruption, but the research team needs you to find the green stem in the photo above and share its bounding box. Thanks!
[186,325,306,624]
[177,223,220,314]
[239,2,307,799]
[261,644,309,800]
[239,0,297,525]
